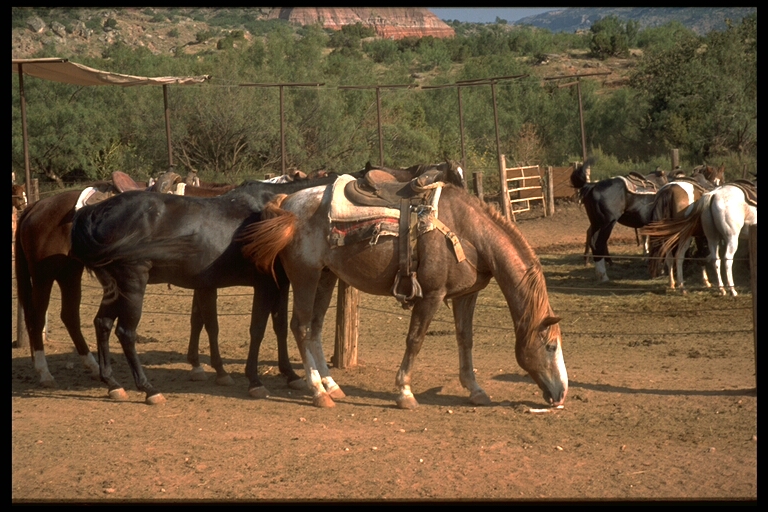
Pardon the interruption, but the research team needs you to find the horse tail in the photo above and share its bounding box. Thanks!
[14,207,34,355]
[70,206,196,268]
[237,194,297,278]
[569,163,588,190]
[641,197,707,276]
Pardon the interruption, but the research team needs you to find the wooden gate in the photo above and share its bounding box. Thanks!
[499,155,547,221]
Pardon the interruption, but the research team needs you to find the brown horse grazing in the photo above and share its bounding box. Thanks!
[647,165,724,291]
[238,178,567,409]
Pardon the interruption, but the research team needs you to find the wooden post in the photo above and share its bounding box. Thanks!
[545,166,555,217]
[332,281,359,368]
[498,154,511,221]
[30,178,39,204]
[473,172,484,201]
[670,148,679,170]
[14,204,28,349]
[749,225,756,387]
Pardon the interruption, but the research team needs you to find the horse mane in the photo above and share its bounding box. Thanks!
[517,264,559,348]
[443,185,551,345]
[445,184,539,263]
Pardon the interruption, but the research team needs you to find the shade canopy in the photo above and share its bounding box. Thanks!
[12,57,211,86]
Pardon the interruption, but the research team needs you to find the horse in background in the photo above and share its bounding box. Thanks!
[570,162,668,282]
[647,164,725,290]
[641,180,756,296]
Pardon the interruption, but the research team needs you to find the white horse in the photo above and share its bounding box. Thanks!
[642,183,756,296]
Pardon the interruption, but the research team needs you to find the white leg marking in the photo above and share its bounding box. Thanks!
[82,353,100,376]
[34,350,55,386]
[595,259,609,282]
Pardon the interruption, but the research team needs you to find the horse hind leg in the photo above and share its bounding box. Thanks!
[288,271,336,408]
[308,270,344,400]
[722,238,740,297]
[452,294,491,406]
[270,278,303,389]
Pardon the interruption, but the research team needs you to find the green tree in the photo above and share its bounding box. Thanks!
[590,15,631,59]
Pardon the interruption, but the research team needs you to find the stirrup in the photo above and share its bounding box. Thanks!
[391,272,422,309]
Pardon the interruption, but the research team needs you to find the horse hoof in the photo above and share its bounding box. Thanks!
[108,388,129,401]
[396,395,419,410]
[469,390,491,405]
[313,393,336,408]
[288,378,307,390]
[146,393,166,405]
[39,378,56,389]
[189,367,207,382]
[215,374,235,386]
[249,386,270,399]
[326,385,346,400]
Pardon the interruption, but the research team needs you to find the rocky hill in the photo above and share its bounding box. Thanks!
[11,7,453,60]
[268,8,454,39]
[514,7,756,35]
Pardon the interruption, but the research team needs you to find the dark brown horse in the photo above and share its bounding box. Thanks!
[238,176,567,409]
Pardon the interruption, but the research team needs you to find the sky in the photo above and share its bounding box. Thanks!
[428,8,559,24]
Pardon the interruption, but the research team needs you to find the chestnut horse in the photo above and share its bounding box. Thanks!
[237,177,567,409]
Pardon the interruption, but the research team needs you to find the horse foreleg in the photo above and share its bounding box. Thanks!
[452,293,490,405]
[395,295,442,410]
[58,267,99,379]
[583,226,593,265]
[196,288,232,385]
[592,221,616,283]
[28,278,56,387]
[673,236,694,293]
[187,291,207,381]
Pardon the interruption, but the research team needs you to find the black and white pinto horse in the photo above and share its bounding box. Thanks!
[570,163,668,282]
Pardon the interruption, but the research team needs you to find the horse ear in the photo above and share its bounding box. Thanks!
[541,316,561,328]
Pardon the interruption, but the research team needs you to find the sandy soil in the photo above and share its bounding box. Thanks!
[12,201,756,503]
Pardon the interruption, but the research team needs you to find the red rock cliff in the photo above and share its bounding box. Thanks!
[268,8,455,39]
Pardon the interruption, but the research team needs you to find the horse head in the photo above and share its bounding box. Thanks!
[694,164,725,187]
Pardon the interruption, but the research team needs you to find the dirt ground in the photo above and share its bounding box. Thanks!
[11,201,756,503]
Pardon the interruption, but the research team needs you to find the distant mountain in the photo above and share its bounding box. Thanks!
[514,7,756,35]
